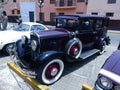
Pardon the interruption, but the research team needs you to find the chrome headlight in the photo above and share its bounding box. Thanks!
[21,35,28,45]
[31,40,37,51]
[99,76,113,89]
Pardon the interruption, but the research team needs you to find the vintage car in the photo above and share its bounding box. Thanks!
[11,14,110,85]
[0,22,48,55]
[95,43,120,90]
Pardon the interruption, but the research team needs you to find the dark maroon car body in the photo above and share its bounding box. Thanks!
[11,14,110,85]
[95,43,120,90]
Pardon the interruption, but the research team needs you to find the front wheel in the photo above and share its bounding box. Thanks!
[3,43,14,55]
[99,41,106,55]
[36,57,64,85]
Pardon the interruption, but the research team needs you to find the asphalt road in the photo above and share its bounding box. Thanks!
[0,32,120,90]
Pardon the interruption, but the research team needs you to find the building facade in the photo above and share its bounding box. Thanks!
[87,0,120,29]
[3,0,120,29]
[36,0,87,24]
[3,0,34,22]
[3,0,87,24]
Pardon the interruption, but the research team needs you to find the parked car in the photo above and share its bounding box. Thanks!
[95,43,120,90]
[0,22,48,55]
[11,14,110,85]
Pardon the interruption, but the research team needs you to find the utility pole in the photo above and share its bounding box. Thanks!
[38,0,44,23]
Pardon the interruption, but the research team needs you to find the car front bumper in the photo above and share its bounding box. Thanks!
[94,83,104,90]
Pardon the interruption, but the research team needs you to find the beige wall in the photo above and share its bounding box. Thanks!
[87,0,120,20]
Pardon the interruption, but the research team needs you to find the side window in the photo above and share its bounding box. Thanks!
[31,25,36,31]
[57,19,67,28]
[67,19,79,30]
[37,25,46,30]
[95,19,103,29]
[31,25,46,31]
[81,19,93,30]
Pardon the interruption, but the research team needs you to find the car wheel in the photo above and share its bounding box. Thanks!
[3,44,14,55]
[99,41,106,55]
[36,57,64,85]
[65,38,82,59]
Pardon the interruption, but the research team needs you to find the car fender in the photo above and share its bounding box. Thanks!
[35,51,65,63]
[98,36,106,45]
[0,31,30,50]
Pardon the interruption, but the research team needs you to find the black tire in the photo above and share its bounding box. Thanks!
[36,57,64,85]
[2,44,14,55]
[65,38,82,59]
[99,41,106,55]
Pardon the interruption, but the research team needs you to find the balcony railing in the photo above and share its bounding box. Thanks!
[55,0,76,9]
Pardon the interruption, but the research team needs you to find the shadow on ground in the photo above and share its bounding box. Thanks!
[62,53,99,77]
[0,51,7,58]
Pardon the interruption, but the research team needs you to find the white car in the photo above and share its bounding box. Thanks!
[0,22,49,55]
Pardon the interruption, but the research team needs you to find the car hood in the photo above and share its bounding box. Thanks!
[0,31,30,41]
[99,50,120,84]
[102,50,120,75]
[36,28,70,39]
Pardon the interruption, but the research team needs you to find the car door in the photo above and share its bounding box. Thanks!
[77,19,97,50]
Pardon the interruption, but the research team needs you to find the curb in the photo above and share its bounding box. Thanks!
[7,61,49,90]
[82,84,93,90]
[108,30,120,34]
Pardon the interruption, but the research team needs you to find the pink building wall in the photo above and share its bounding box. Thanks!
[3,0,87,23]
[3,0,33,16]
[36,0,87,22]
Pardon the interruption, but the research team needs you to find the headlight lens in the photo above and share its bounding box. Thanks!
[99,76,113,89]
[31,40,37,51]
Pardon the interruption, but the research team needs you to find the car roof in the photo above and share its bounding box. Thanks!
[56,14,108,20]
[22,22,45,26]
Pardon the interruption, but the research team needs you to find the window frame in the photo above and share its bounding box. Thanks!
[108,0,116,4]
[106,12,114,17]
[50,0,55,4]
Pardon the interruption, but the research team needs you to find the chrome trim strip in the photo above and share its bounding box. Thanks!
[99,69,120,84]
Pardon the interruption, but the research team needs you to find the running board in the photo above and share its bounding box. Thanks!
[80,49,99,60]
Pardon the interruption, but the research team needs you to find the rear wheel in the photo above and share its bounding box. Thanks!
[36,57,64,85]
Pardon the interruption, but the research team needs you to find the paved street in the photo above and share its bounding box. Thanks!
[0,32,120,90]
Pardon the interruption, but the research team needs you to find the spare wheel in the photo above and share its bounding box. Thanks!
[65,38,82,59]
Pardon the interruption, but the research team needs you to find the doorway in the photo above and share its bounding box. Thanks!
[29,11,34,22]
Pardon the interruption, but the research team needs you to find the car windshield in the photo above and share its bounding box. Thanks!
[14,24,30,31]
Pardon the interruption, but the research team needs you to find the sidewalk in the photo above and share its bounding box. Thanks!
[108,30,120,34]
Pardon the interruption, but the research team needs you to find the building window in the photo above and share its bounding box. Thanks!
[59,13,64,15]
[108,0,116,4]
[76,12,84,14]
[106,12,114,17]
[77,0,84,2]
[12,10,15,14]
[91,12,98,15]
[50,13,56,22]
[13,0,16,2]
[17,10,20,14]
[68,0,73,6]
[50,0,55,4]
